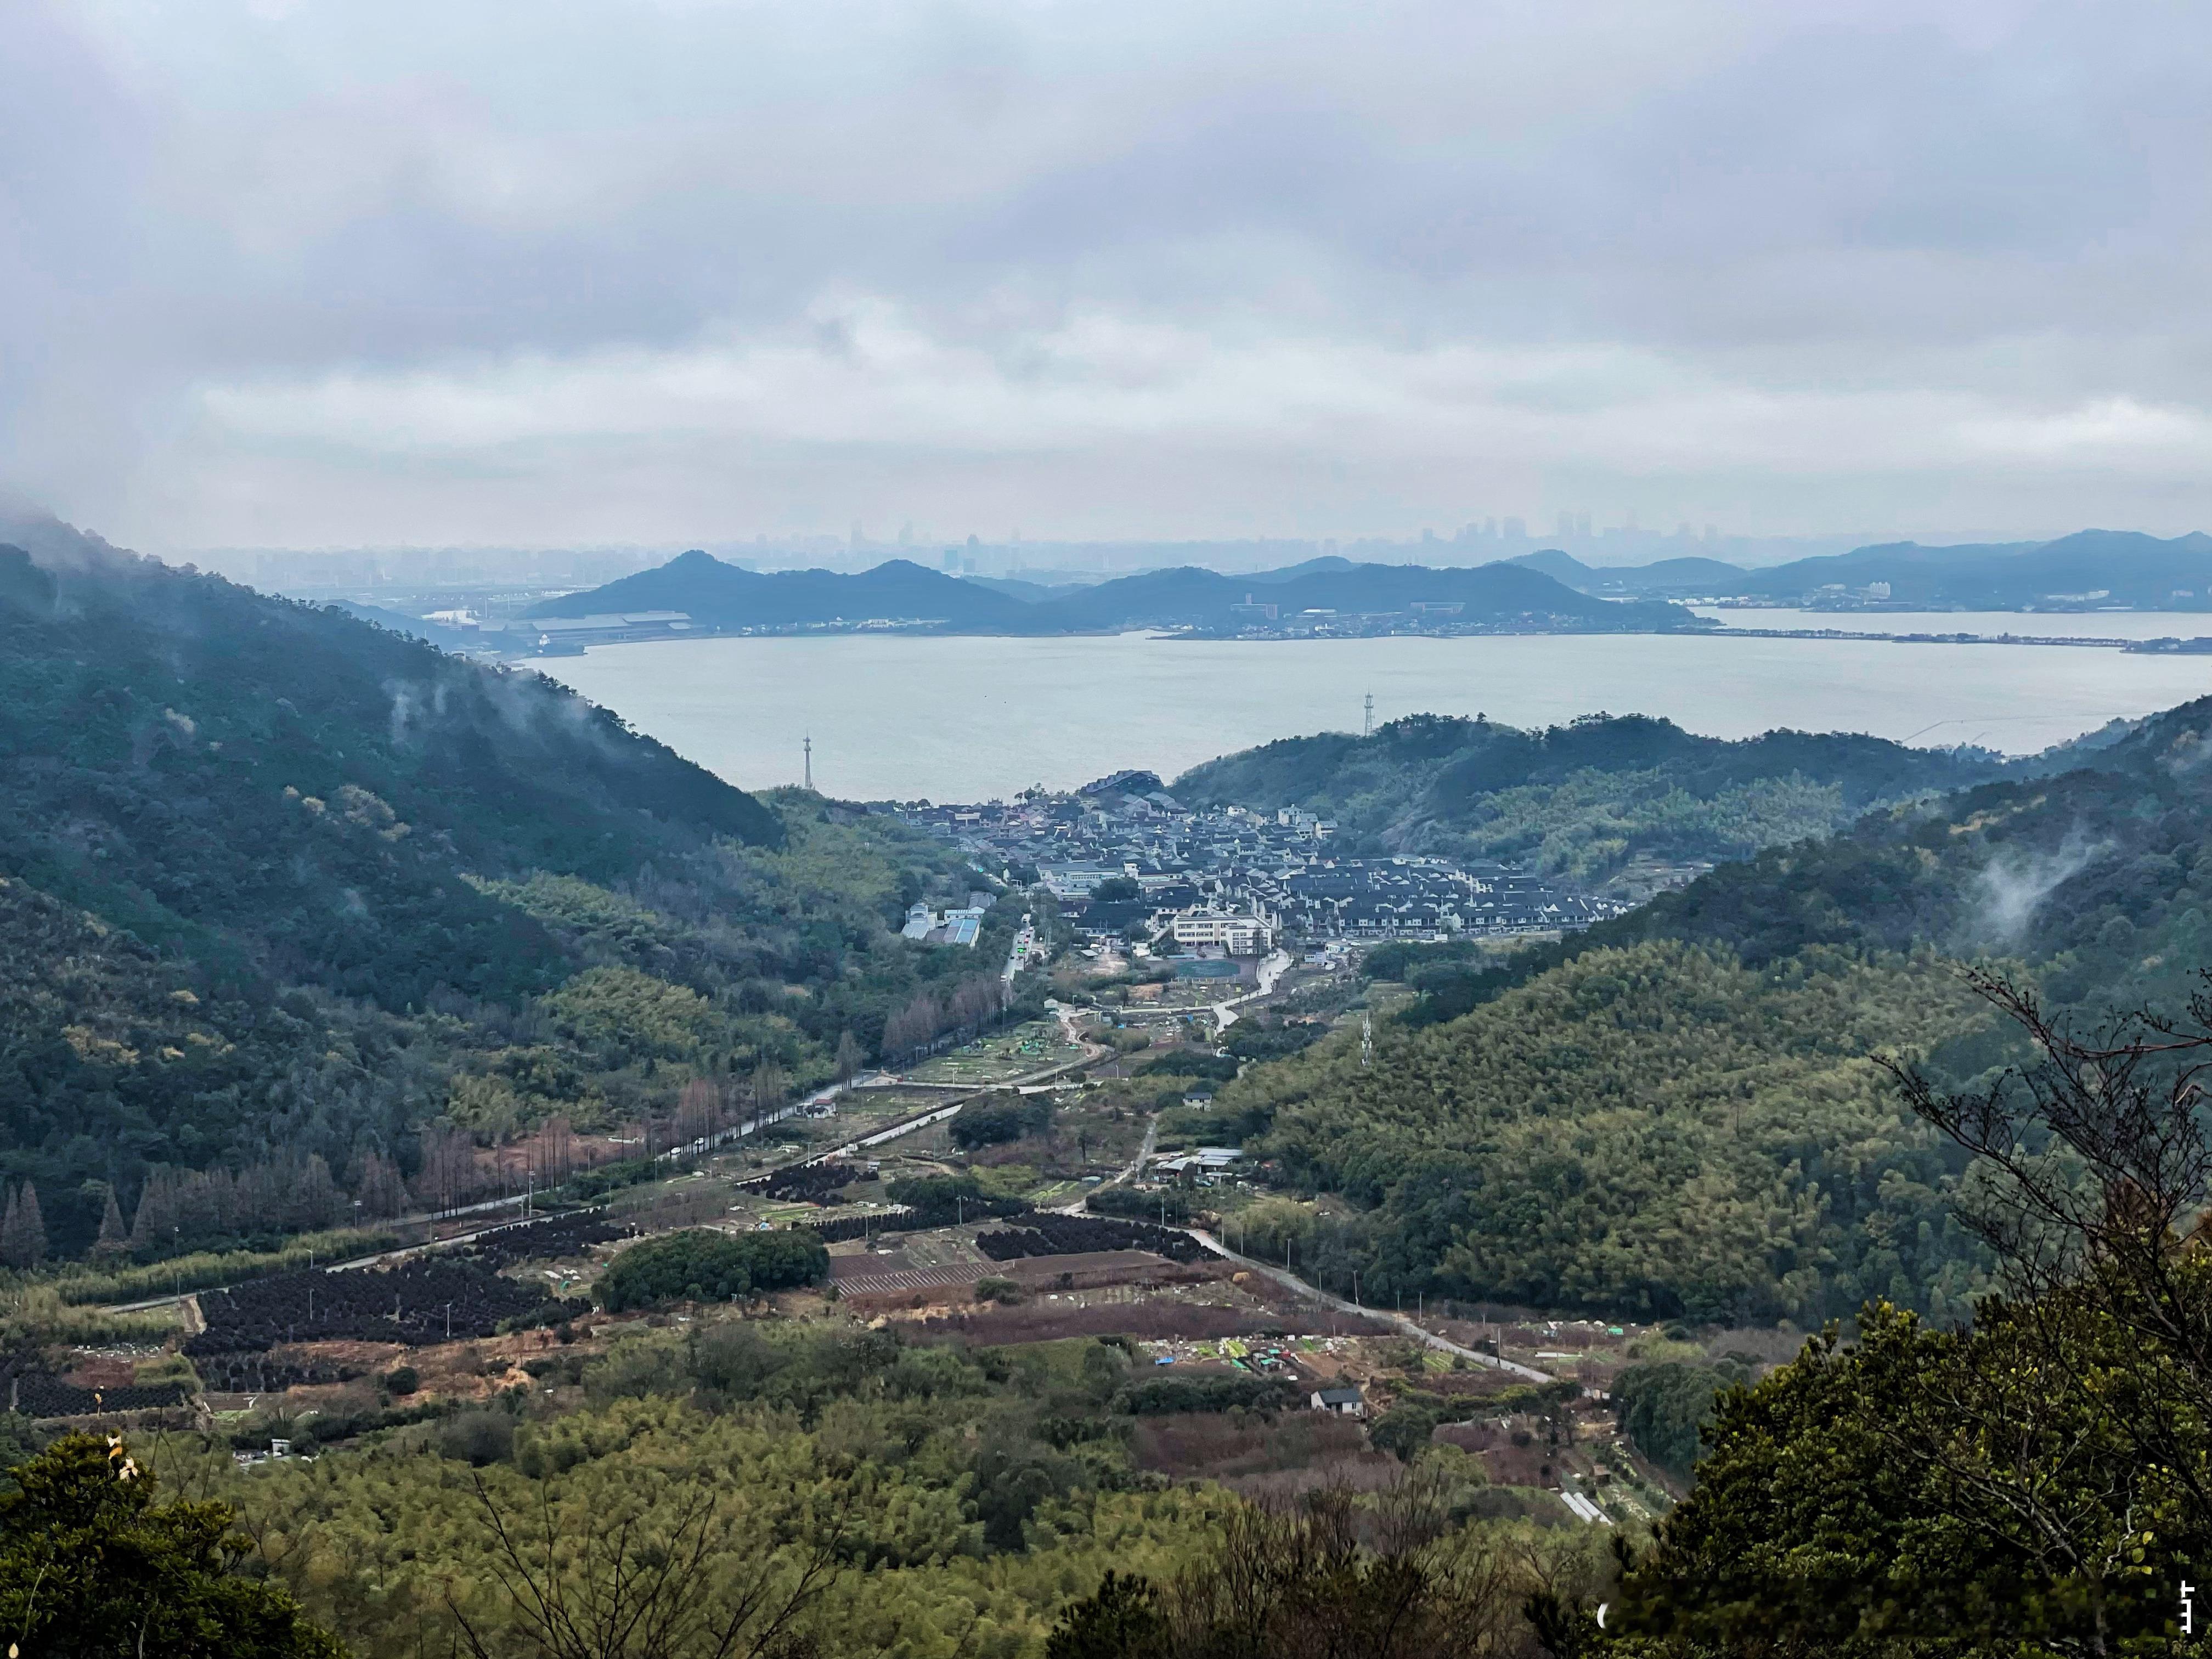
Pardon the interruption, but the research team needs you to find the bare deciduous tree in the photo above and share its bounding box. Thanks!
[1878,966,2212,1543]
[450,1471,842,1659]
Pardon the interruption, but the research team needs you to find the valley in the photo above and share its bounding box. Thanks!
[0,521,2204,1656]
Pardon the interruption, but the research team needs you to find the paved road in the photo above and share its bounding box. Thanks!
[793,1028,1111,1171]
[1002,912,1037,984]
[1184,1228,1553,1383]
[1212,949,1293,1033]
[1050,1116,1158,1215]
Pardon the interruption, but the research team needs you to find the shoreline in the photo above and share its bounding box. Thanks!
[500,619,2206,664]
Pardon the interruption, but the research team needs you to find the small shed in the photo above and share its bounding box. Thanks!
[1310,1386,1365,1418]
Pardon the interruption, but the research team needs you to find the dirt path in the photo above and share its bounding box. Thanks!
[1184,1228,1554,1383]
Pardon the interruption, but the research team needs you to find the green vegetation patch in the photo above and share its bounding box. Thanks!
[1228,940,1991,1323]
[594,1227,827,1310]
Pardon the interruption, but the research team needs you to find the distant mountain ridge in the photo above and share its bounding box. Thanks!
[528,552,1036,630]
[529,551,1704,634]
[1513,527,2212,608]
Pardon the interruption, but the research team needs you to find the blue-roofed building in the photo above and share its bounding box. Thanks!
[901,904,986,947]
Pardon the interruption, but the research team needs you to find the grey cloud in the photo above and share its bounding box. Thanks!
[9,0,2212,548]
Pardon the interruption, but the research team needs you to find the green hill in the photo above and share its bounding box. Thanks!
[1216,698,2212,1323]
[1229,941,1992,1325]
[1420,694,2212,1017]
[0,530,1002,1258]
[1173,712,2005,893]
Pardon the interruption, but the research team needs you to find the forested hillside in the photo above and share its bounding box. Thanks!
[1228,943,1993,1324]
[1403,693,2212,1020]
[0,531,1012,1257]
[1215,695,2212,1323]
[1174,713,2006,891]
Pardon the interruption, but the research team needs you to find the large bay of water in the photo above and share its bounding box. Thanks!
[540,622,2212,801]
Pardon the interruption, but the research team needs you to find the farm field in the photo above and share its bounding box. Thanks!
[904,1021,1087,1086]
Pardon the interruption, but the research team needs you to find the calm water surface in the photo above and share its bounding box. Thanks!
[541,630,2212,801]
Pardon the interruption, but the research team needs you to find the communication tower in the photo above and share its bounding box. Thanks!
[1363,692,1374,737]
[803,734,813,791]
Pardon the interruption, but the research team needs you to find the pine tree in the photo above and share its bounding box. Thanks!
[349,1150,409,1220]
[93,1186,129,1260]
[14,1183,44,1268]
[1,1182,44,1270]
[130,1167,182,1257]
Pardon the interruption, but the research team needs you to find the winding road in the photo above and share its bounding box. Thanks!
[1184,1228,1554,1382]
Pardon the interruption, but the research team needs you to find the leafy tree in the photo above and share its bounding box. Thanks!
[92,1184,129,1260]
[1612,1296,2188,1655]
[883,1174,1029,1226]
[950,1091,1052,1149]
[595,1229,827,1312]
[0,1432,341,1657]
[1368,1401,1442,1463]
[1046,1571,1166,1659]
[1113,1374,1299,1415]
[1609,1362,1740,1481]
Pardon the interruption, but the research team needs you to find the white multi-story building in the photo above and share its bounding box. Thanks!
[1169,907,1273,956]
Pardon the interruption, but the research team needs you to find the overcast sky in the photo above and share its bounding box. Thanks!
[8,1,2212,554]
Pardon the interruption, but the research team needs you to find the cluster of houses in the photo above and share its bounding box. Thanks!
[889,776,1621,951]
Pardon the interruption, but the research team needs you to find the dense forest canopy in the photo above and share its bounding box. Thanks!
[1210,698,2212,1324]
[0,532,1021,1256]
[1224,941,1993,1323]
[1402,692,2212,1022]
[1172,712,2011,890]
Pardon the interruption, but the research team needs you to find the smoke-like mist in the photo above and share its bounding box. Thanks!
[1970,831,2110,947]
